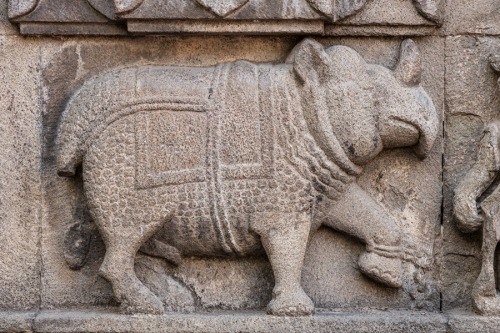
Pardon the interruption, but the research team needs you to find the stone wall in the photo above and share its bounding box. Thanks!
[0,1,500,332]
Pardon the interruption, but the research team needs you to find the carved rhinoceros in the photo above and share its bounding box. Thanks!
[56,39,438,316]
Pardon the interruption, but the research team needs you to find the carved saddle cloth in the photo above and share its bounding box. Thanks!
[134,61,357,198]
[134,61,274,189]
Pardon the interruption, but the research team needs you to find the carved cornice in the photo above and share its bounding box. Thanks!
[87,0,116,20]
[412,0,444,25]
[8,0,38,19]
[334,0,368,20]
[195,0,250,18]
[8,0,444,35]
[114,0,144,15]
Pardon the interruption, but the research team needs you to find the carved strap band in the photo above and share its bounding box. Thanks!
[206,63,243,255]
[366,243,403,259]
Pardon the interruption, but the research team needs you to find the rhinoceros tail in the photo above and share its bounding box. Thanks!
[56,68,140,177]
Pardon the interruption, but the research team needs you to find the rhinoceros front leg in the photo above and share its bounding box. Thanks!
[322,182,403,288]
[251,212,314,316]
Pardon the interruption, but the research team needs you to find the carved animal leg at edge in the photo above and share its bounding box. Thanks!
[252,212,314,316]
[92,212,174,315]
[99,243,164,315]
[472,210,499,314]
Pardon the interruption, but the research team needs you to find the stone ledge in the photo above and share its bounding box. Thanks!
[0,310,463,333]
[2,310,500,333]
[0,312,35,332]
[447,311,500,333]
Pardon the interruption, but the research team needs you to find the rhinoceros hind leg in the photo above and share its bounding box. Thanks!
[253,212,314,316]
[93,212,173,315]
[99,245,164,314]
[139,238,182,266]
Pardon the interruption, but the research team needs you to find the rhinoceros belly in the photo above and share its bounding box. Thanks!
[157,176,310,257]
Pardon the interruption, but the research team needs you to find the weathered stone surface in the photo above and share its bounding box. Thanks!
[4,0,500,328]
[444,0,500,35]
[0,36,42,311]
[447,312,500,333]
[38,37,294,311]
[413,0,444,24]
[0,0,17,34]
[450,45,500,316]
[11,0,124,35]
[320,36,443,311]
[12,310,500,333]
[7,0,443,35]
[33,310,448,333]
[34,36,443,317]
[443,36,500,311]
[339,0,433,26]
[0,312,34,333]
[127,20,324,35]
[10,310,500,333]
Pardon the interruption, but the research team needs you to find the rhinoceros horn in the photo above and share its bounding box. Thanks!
[394,39,422,86]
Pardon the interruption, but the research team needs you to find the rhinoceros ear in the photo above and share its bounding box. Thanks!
[289,39,330,85]
[394,39,422,86]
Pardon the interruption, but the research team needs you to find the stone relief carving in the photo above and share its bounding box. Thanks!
[9,0,113,20]
[114,0,443,22]
[453,55,500,315]
[7,0,37,19]
[114,0,144,15]
[8,0,444,35]
[194,0,250,18]
[412,0,444,24]
[55,38,438,316]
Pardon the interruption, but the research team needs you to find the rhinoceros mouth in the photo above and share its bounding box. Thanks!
[389,115,437,159]
[384,116,421,149]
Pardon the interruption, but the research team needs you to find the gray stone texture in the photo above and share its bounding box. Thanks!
[36,36,442,316]
[0,36,42,311]
[8,0,444,35]
[0,310,449,333]
[444,0,500,35]
[443,36,500,312]
[4,310,500,333]
[0,0,16,34]
[1,0,500,331]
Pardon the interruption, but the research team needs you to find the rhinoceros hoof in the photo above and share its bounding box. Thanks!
[119,285,164,315]
[358,251,403,288]
[266,289,314,316]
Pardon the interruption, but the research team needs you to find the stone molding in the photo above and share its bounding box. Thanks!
[4,310,500,333]
[8,0,443,35]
